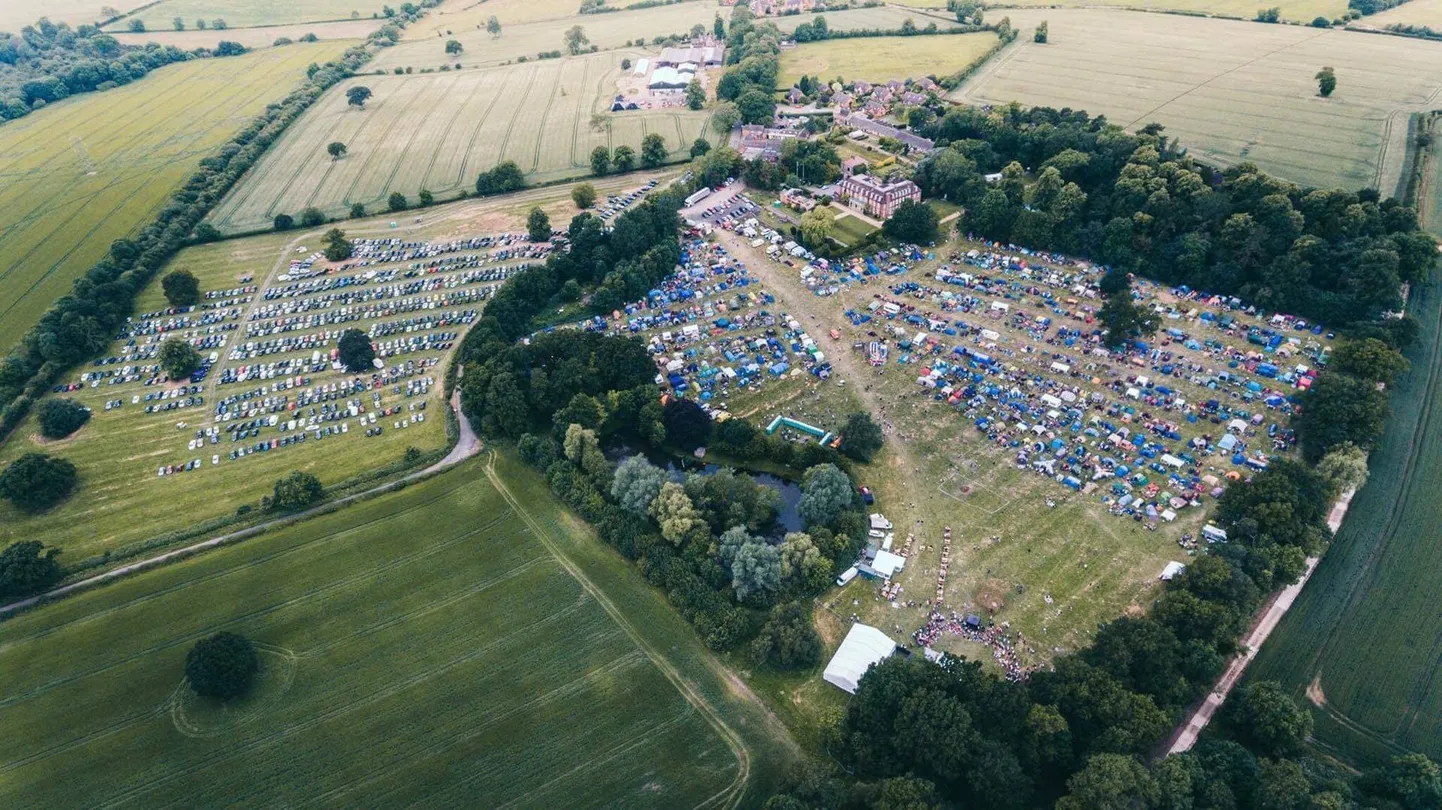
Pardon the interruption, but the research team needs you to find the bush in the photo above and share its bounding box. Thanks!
[571,183,597,209]
[37,398,90,439]
[271,470,324,511]
[162,269,200,307]
[274,213,295,231]
[0,540,64,600]
[300,207,326,227]
[0,453,78,513]
[185,632,259,700]
[388,192,408,212]
[751,602,823,669]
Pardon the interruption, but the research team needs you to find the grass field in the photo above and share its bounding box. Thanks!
[106,0,390,30]
[209,52,712,232]
[1367,0,1442,27]
[951,8,1442,193]
[777,32,999,85]
[0,453,793,806]
[109,20,381,49]
[772,5,942,33]
[986,0,1347,22]
[0,41,349,355]
[374,1,721,69]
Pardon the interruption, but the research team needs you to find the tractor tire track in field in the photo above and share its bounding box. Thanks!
[1292,279,1442,752]
[495,63,544,175]
[447,67,515,191]
[3,563,591,778]
[340,81,433,210]
[92,604,621,809]
[483,451,753,810]
[417,71,492,194]
[375,74,463,201]
[0,511,521,714]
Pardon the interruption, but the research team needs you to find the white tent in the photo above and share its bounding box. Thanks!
[872,550,905,578]
[823,624,897,693]
[1159,561,1187,581]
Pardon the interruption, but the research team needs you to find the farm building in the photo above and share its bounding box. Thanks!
[839,113,935,153]
[657,43,725,67]
[823,623,897,693]
[840,174,920,219]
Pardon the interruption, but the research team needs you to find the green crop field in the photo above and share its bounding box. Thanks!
[0,41,350,354]
[0,454,788,807]
[1249,273,1442,764]
[209,51,713,233]
[777,32,998,85]
[374,1,722,70]
[984,0,1347,23]
[105,0,389,30]
[951,8,1442,193]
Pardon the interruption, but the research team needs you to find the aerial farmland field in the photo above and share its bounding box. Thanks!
[1366,0,1442,27]
[104,0,390,31]
[771,4,942,33]
[980,0,1347,22]
[373,1,722,70]
[415,0,607,34]
[209,52,712,233]
[777,32,999,86]
[0,40,350,354]
[0,454,789,807]
[0,1,149,33]
[108,20,381,49]
[951,8,1442,193]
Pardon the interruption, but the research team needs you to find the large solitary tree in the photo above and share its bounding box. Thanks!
[159,338,202,379]
[337,329,375,372]
[185,632,259,700]
[37,398,90,439]
[1315,66,1336,97]
[271,471,325,511]
[346,85,373,109]
[162,269,200,307]
[527,207,552,242]
[327,141,348,160]
[0,541,63,599]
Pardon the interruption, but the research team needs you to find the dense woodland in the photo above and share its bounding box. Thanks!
[912,106,1434,329]
[0,18,244,121]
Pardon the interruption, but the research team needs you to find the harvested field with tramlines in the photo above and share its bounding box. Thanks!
[414,0,607,34]
[981,0,1346,23]
[771,5,947,34]
[1248,232,1442,763]
[777,32,999,86]
[109,21,382,50]
[209,52,711,233]
[371,1,722,70]
[0,41,350,354]
[0,173,667,566]
[951,9,1442,193]
[1368,0,1442,28]
[0,456,769,808]
[0,1,148,32]
[104,0,390,31]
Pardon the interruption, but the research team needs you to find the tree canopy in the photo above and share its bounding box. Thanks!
[161,269,200,307]
[36,397,90,439]
[0,540,63,600]
[185,632,259,700]
[336,329,374,372]
[271,470,324,511]
[158,338,201,379]
[0,452,77,512]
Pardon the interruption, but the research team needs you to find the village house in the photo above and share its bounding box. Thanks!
[840,173,921,219]
[840,113,936,153]
[900,91,927,106]
[841,155,869,175]
[779,188,817,212]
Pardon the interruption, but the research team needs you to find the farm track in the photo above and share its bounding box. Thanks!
[484,450,754,810]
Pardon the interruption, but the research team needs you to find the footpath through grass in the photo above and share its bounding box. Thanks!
[0,452,793,807]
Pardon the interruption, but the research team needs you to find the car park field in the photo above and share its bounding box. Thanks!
[951,8,1442,193]
[0,456,766,808]
[209,52,712,233]
[0,175,666,564]
[776,32,999,86]
[0,41,349,355]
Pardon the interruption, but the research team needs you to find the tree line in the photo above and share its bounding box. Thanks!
[912,105,1435,329]
[0,16,251,122]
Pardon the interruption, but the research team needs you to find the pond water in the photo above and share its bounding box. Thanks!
[616,450,804,535]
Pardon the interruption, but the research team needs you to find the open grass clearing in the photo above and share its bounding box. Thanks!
[210,52,712,233]
[0,454,790,807]
[0,174,668,563]
[105,0,390,31]
[951,8,1442,193]
[987,0,1347,22]
[109,21,380,49]
[0,40,348,355]
[776,32,999,86]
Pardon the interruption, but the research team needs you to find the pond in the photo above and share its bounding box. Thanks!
[615,449,804,535]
